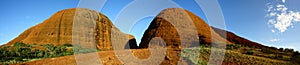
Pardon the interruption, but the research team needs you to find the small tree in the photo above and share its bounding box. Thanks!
[279,48,284,52]
[20,47,31,59]
[45,44,55,51]
[284,48,294,52]
[54,46,67,56]
[46,44,58,57]
[14,47,21,58]
[291,51,300,63]
[37,51,44,58]
[2,47,8,59]
[0,48,4,62]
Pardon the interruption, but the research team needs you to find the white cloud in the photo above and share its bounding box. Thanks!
[272,29,275,33]
[270,12,277,16]
[266,1,300,33]
[276,5,287,11]
[268,19,276,24]
[268,39,280,42]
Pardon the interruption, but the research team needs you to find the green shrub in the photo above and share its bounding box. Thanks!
[245,50,254,55]
[226,44,241,50]
[276,54,283,59]
[262,48,276,54]
[37,51,44,58]
[0,43,75,64]
[291,51,300,63]
[62,43,73,47]
[13,42,26,47]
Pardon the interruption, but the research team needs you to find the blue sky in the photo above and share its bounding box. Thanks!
[0,0,79,45]
[0,0,299,50]
[219,0,300,50]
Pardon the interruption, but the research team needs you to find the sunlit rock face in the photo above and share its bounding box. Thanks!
[5,8,135,51]
[140,8,231,49]
[139,8,231,64]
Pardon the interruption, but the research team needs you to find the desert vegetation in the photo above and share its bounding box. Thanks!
[1,8,299,65]
[180,44,300,65]
[0,42,76,64]
[0,42,101,64]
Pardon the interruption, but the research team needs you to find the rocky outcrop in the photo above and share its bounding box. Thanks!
[5,8,134,51]
[3,8,272,65]
[211,27,267,48]
[139,8,232,64]
[6,8,76,46]
[139,8,231,49]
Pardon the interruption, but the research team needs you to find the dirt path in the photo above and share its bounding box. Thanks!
[14,49,185,65]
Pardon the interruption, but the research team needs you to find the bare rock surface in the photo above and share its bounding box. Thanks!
[5,8,135,51]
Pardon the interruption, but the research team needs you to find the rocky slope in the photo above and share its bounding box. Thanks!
[211,27,267,48]
[138,8,232,64]
[139,8,232,49]
[2,8,275,65]
[4,8,136,50]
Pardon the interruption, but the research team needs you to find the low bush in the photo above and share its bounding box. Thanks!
[245,50,254,55]
[0,42,75,64]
